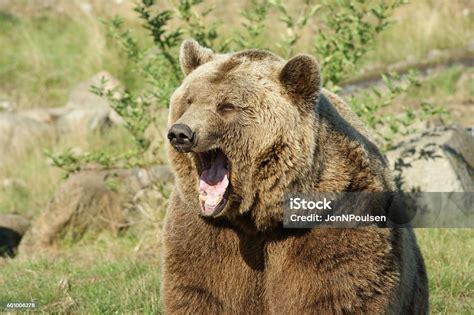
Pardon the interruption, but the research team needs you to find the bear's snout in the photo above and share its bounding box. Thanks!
[168,123,196,152]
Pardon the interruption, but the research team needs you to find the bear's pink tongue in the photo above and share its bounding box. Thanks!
[198,152,229,215]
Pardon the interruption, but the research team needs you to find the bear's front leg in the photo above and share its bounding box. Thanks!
[161,194,264,314]
[265,228,399,314]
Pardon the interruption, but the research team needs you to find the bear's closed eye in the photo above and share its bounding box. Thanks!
[217,102,237,112]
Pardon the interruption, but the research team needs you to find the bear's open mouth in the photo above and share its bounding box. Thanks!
[195,148,231,217]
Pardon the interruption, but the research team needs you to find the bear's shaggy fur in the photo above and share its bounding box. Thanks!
[161,39,429,314]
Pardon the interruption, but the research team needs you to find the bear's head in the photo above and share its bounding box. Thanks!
[167,39,320,230]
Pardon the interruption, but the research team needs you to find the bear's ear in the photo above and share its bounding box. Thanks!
[179,39,214,76]
[279,54,321,112]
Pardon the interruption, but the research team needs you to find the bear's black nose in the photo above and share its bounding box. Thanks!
[167,123,196,152]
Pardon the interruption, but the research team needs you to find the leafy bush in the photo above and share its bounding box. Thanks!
[349,70,448,151]
[49,0,446,172]
[314,0,407,90]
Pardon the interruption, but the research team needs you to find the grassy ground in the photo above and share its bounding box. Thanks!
[0,232,162,313]
[366,0,473,66]
[417,229,474,314]
[0,0,473,313]
[0,229,472,313]
[0,12,132,109]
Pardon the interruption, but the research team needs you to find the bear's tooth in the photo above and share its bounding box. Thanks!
[205,196,221,207]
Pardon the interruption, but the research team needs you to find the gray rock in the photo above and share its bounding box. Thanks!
[385,126,473,228]
[1,178,27,190]
[54,71,124,135]
[18,165,172,257]
[56,105,113,135]
[18,169,129,257]
[17,107,70,125]
[0,113,56,164]
[0,214,30,236]
[132,165,174,188]
[0,97,15,112]
[66,71,121,109]
[386,126,473,192]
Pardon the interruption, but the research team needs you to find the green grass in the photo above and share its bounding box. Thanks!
[0,229,471,313]
[0,250,162,313]
[406,66,466,99]
[365,0,473,67]
[0,12,141,110]
[0,230,162,313]
[416,229,474,314]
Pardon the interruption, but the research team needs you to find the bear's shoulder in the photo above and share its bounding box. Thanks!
[317,89,386,164]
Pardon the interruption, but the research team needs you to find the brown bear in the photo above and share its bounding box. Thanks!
[161,39,429,314]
